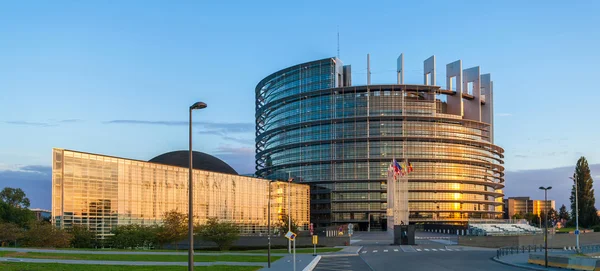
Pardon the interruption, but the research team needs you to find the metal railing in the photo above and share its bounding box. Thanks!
[496,244,600,259]
[496,245,544,258]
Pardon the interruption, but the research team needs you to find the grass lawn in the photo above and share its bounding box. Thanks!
[242,248,342,254]
[557,227,577,232]
[0,262,260,271]
[19,247,342,254]
[1,252,279,263]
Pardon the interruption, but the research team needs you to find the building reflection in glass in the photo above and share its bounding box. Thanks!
[52,148,310,239]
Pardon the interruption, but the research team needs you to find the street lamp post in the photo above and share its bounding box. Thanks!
[569,176,580,251]
[189,101,207,271]
[267,180,275,268]
[288,173,293,254]
[539,186,552,268]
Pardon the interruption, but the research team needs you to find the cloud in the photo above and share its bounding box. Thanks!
[105,120,254,132]
[514,154,529,158]
[0,165,52,209]
[504,163,600,210]
[104,119,255,145]
[212,145,255,174]
[496,113,512,117]
[4,119,83,127]
[4,121,57,127]
[59,119,83,123]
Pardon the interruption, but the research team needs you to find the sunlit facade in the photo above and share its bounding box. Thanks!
[504,197,555,218]
[52,148,310,239]
[255,55,504,229]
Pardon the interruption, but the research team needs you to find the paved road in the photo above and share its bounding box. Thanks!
[314,256,372,271]
[328,231,524,270]
[360,249,522,271]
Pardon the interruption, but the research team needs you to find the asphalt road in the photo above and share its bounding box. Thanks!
[318,231,525,271]
[359,246,521,271]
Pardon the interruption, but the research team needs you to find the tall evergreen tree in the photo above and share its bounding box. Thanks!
[570,157,599,228]
[558,204,570,221]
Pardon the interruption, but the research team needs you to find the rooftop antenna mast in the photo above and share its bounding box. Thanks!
[337,25,340,58]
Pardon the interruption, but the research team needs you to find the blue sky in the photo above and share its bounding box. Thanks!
[1,0,599,210]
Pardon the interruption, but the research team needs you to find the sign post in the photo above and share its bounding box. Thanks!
[285,231,297,271]
[312,235,318,256]
[348,223,354,244]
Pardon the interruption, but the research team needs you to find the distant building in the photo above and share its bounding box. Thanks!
[503,197,555,218]
[30,208,51,221]
[52,148,310,239]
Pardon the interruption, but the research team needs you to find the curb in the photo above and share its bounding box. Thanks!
[320,253,360,258]
[302,256,321,271]
[491,256,549,271]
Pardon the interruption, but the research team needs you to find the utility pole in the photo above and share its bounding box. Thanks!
[570,175,580,251]
[539,186,552,268]
[288,172,292,254]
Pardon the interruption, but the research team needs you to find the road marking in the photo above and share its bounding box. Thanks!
[432,249,438,251]
[362,251,367,254]
[416,249,422,251]
[373,250,378,253]
[393,249,399,252]
[384,250,388,252]
[424,249,429,251]
[440,249,446,251]
[445,249,452,251]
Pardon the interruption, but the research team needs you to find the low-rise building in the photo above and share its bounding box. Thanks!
[51,148,310,239]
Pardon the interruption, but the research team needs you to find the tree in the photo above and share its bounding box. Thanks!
[21,221,72,248]
[0,222,24,247]
[195,217,240,251]
[559,204,570,221]
[570,156,600,228]
[108,224,157,249]
[0,188,30,209]
[69,225,97,248]
[155,210,187,249]
[0,200,35,227]
[278,214,299,234]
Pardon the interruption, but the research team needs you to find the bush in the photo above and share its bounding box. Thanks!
[108,224,157,249]
[195,218,240,251]
[592,225,600,232]
[69,225,98,248]
[21,221,71,248]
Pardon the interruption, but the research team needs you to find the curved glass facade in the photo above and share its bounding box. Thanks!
[256,57,504,229]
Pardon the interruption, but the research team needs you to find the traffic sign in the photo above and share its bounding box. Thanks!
[285,231,297,240]
[575,229,580,235]
[310,223,314,235]
[312,235,318,245]
[348,223,354,236]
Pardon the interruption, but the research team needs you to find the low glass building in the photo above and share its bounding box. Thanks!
[52,148,310,239]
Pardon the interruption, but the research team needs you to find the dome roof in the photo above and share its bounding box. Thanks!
[149,151,238,175]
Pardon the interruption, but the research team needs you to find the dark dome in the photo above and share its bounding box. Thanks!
[149,151,238,175]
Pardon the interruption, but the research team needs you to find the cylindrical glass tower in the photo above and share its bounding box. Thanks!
[256,57,504,229]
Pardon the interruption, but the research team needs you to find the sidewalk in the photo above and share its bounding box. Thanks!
[493,251,574,271]
[258,254,319,271]
[258,246,361,270]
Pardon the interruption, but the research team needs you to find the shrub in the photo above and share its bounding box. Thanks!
[195,218,240,251]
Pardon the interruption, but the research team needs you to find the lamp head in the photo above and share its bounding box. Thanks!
[190,102,207,110]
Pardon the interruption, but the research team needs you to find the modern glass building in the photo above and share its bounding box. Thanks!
[52,148,310,239]
[255,55,504,230]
